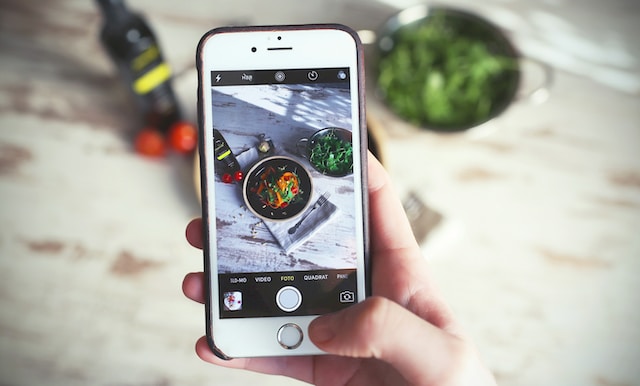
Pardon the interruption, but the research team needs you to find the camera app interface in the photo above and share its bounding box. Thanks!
[210,68,360,318]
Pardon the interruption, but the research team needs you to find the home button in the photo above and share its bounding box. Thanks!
[276,286,302,312]
[277,323,303,350]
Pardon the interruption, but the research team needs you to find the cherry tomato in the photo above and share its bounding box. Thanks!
[291,186,298,194]
[234,171,244,181]
[134,128,165,158]
[168,121,198,153]
[222,173,233,184]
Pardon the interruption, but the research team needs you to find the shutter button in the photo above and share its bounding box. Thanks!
[276,286,302,312]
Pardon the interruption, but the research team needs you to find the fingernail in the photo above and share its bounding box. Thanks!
[309,314,336,344]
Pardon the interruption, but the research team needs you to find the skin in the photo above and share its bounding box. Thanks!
[182,154,497,386]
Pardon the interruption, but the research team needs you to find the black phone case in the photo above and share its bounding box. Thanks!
[195,23,370,360]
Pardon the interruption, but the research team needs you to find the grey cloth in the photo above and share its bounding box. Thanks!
[265,194,339,254]
[235,147,259,169]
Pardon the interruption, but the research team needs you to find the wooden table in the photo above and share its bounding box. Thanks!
[1,1,639,385]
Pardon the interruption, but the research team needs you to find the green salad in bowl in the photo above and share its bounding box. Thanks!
[300,127,353,177]
[376,6,520,132]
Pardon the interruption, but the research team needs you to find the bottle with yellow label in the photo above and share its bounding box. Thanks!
[96,0,181,132]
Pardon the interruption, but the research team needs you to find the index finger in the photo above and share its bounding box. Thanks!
[186,218,204,249]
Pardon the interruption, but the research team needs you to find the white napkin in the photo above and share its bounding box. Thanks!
[235,147,340,254]
[266,193,339,254]
[235,147,259,169]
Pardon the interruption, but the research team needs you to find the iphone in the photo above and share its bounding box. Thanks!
[196,24,369,358]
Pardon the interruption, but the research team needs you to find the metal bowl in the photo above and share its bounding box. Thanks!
[374,5,521,132]
[299,127,353,177]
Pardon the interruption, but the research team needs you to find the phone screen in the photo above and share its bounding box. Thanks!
[208,67,362,319]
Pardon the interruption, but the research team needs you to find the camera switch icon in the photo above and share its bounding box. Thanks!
[339,290,355,303]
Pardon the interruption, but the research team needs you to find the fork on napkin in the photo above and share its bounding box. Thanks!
[266,192,339,254]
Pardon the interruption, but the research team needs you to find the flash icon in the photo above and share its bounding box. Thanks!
[215,74,222,83]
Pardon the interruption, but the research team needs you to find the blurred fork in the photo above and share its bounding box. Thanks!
[288,193,330,235]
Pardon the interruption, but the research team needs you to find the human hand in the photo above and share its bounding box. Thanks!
[182,154,496,386]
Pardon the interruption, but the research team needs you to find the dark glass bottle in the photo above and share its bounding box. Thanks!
[213,129,241,174]
[96,0,180,132]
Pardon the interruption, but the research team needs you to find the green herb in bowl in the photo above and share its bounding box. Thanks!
[309,129,353,177]
[377,9,520,131]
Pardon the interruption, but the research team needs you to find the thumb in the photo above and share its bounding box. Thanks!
[309,297,479,385]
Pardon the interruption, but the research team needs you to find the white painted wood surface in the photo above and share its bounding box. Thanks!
[0,1,638,385]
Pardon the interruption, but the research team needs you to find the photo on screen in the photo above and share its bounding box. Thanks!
[210,79,359,275]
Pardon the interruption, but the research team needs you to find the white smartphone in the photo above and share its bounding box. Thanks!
[196,24,369,358]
